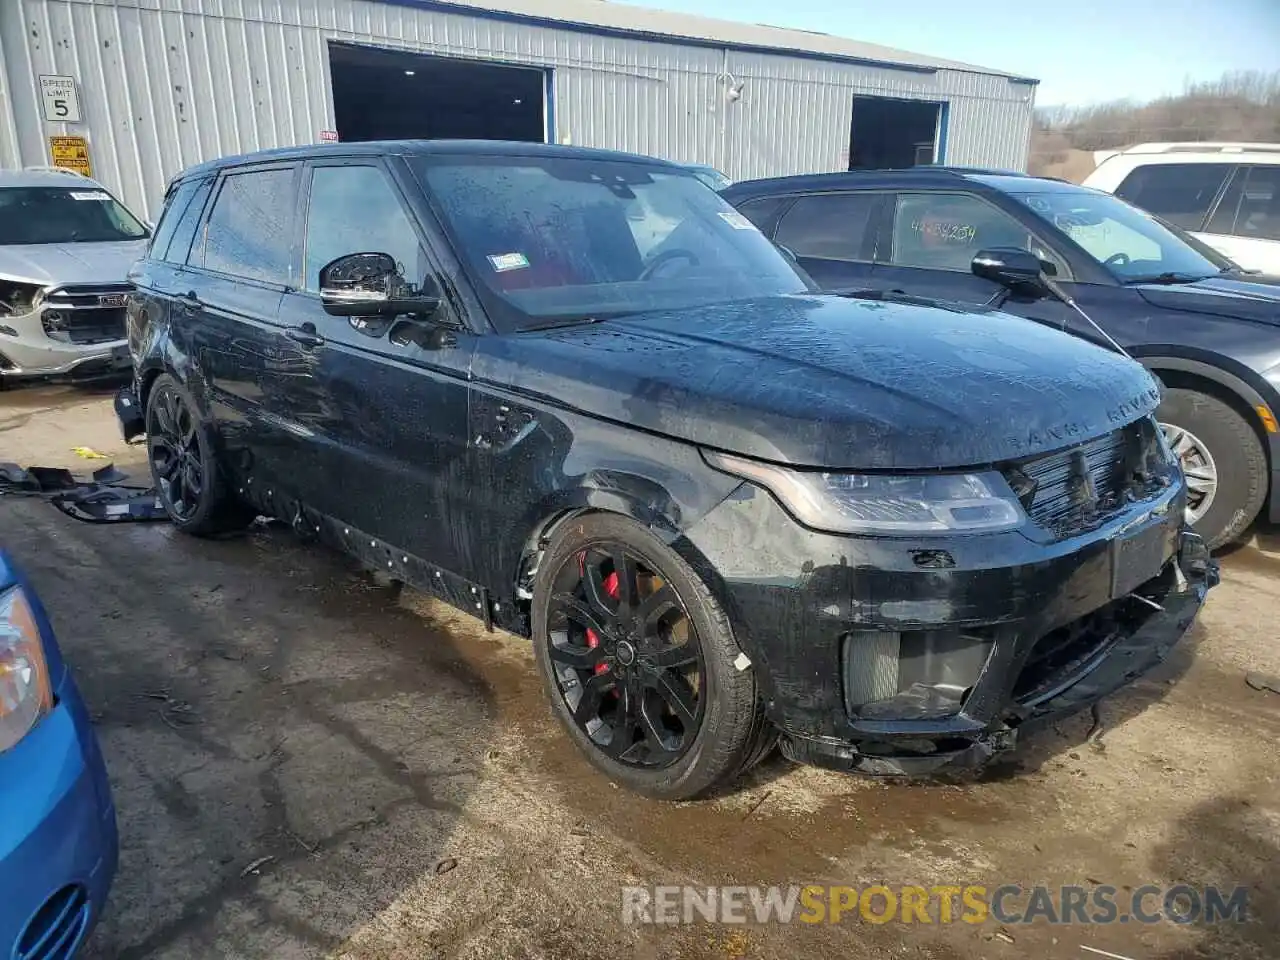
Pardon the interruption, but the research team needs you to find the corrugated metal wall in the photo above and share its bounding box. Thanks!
[0,0,1036,218]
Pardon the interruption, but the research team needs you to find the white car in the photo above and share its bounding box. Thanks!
[0,168,149,385]
[1084,143,1280,275]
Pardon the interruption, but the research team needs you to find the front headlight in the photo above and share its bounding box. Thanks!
[0,586,53,753]
[703,451,1026,535]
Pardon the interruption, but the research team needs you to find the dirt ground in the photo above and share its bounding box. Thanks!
[2,382,1278,960]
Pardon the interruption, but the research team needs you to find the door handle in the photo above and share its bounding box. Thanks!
[285,324,325,348]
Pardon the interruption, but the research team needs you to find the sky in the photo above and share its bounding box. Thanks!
[616,0,1280,107]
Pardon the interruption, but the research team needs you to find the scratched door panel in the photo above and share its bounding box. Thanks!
[277,288,477,574]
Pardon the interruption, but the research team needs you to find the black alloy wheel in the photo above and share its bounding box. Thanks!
[531,513,774,800]
[148,379,205,522]
[546,544,705,768]
[144,373,252,535]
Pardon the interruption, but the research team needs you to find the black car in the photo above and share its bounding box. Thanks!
[723,169,1280,550]
[119,141,1215,800]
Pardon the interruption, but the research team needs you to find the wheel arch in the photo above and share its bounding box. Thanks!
[1137,352,1274,453]
[507,467,740,637]
[509,489,684,634]
[1139,351,1278,524]
[136,359,167,412]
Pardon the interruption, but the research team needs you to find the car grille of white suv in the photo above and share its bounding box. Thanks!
[40,283,131,345]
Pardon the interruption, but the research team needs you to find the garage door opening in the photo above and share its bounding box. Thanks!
[328,42,548,143]
[848,96,941,170]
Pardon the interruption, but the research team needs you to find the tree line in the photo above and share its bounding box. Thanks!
[1028,70,1280,179]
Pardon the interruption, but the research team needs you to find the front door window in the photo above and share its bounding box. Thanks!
[885,192,1062,275]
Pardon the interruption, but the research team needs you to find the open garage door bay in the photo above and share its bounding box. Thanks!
[328,42,549,144]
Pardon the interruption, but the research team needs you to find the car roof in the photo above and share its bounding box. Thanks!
[0,168,108,189]
[178,139,683,181]
[1104,141,1280,160]
[722,168,1087,200]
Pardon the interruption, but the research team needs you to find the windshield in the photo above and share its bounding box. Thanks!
[0,186,149,244]
[1012,189,1228,283]
[414,156,807,330]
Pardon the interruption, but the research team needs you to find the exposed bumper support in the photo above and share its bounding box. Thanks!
[778,531,1216,776]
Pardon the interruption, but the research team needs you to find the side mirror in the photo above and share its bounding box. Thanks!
[319,252,441,318]
[971,247,1050,296]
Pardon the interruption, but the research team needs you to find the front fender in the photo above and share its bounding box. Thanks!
[472,388,742,613]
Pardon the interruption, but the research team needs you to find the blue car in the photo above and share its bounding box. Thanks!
[0,552,117,959]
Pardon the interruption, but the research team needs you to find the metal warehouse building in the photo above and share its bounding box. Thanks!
[0,0,1038,219]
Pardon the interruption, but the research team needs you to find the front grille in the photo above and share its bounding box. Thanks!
[41,283,131,345]
[1004,419,1168,539]
[43,283,132,308]
[17,884,90,960]
[63,307,126,343]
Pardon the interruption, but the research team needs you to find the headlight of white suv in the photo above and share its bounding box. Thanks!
[703,451,1026,535]
[0,586,53,753]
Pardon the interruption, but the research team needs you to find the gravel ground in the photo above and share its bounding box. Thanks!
[2,382,1277,960]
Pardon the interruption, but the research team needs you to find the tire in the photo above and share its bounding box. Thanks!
[1157,387,1267,550]
[530,512,770,800]
[145,373,252,536]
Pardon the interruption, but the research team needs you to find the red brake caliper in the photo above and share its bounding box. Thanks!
[580,553,620,683]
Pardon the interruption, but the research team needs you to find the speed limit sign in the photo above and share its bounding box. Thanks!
[39,75,82,123]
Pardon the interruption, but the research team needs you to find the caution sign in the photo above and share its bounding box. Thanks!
[48,136,92,177]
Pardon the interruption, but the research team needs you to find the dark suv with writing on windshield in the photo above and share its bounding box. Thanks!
[118,142,1216,800]
[723,169,1280,550]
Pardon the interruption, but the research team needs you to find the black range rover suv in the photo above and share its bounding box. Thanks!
[723,169,1280,551]
[119,142,1216,799]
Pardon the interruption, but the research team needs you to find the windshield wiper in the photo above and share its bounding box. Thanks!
[834,287,976,314]
[1122,272,1210,285]
[519,315,609,332]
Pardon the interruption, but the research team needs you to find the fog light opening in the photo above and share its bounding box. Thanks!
[843,628,994,720]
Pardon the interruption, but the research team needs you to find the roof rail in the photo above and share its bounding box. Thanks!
[1119,142,1280,156]
[918,164,1031,176]
[21,165,96,179]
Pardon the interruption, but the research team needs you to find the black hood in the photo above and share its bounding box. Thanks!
[1134,273,1280,326]
[474,295,1161,470]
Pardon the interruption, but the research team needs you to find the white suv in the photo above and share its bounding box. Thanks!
[1084,143,1280,275]
[0,167,149,385]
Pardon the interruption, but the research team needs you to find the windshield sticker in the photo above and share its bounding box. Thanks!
[69,190,109,201]
[718,211,756,231]
[487,252,530,273]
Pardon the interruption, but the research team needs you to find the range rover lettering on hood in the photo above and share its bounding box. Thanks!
[1001,386,1163,457]
[475,294,1163,471]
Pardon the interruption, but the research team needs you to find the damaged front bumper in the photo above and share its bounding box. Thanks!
[678,480,1217,778]
[0,288,131,380]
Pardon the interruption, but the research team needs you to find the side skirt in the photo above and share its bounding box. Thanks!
[239,484,529,637]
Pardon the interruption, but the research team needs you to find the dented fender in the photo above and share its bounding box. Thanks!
[464,370,743,613]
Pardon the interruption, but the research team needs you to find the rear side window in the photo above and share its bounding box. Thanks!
[200,168,296,284]
[151,177,211,264]
[169,178,213,265]
[1114,163,1233,230]
[148,180,197,260]
[775,194,877,261]
[733,196,792,236]
[1206,165,1280,242]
